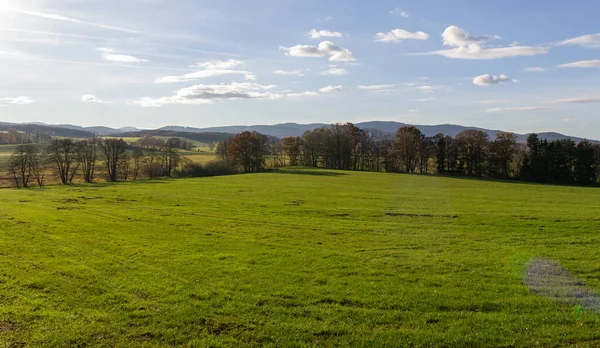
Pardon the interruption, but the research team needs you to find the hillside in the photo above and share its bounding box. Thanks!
[0,122,94,138]
[161,122,595,143]
[31,122,141,136]
[7,121,596,143]
[114,129,234,144]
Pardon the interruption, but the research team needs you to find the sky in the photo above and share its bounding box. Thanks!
[1,0,600,138]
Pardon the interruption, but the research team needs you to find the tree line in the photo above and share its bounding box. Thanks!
[216,123,600,185]
[6,137,232,188]
[0,128,52,145]
[8,124,599,188]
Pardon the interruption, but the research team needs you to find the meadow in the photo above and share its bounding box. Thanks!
[1,169,600,346]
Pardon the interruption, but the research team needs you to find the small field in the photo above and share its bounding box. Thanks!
[0,169,599,346]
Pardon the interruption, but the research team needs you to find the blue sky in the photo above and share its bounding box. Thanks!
[1,0,600,138]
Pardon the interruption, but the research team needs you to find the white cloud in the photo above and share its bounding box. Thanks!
[419,25,548,59]
[96,48,147,63]
[557,33,600,48]
[156,70,255,83]
[357,84,396,90]
[426,45,549,60]
[414,98,437,102]
[478,99,510,104]
[133,82,279,107]
[280,41,355,61]
[486,106,556,113]
[417,85,442,93]
[1,96,34,105]
[524,67,546,72]
[6,8,141,34]
[390,8,409,17]
[273,70,306,76]
[320,68,348,75]
[442,26,499,47]
[156,59,255,83]
[319,85,346,93]
[472,74,515,86]
[192,59,244,70]
[375,29,429,43]
[553,97,600,104]
[407,109,418,113]
[81,94,106,103]
[558,60,600,68]
[0,49,29,58]
[286,91,319,98]
[309,29,343,39]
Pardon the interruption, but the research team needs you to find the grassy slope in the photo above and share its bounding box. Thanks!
[0,169,599,346]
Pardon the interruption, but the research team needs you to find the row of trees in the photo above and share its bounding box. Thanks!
[215,124,600,185]
[0,129,52,145]
[136,135,194,151]
[7,137,193,188]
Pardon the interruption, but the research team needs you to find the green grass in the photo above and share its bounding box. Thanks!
[1,168,600,346]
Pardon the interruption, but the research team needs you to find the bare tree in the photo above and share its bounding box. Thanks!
[77,138,99,183]
[45,139,80,184]
[131,148,145,180]
[8,144,39,188]
[396,126,423,173]
[161,138,181,176]
[100,138,128,182]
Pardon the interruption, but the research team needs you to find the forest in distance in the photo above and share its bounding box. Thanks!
[215,123,600,186]
[5,121,599,189]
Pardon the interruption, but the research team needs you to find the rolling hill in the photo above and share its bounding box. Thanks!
[7,121,596,143]
[161,122,595,143]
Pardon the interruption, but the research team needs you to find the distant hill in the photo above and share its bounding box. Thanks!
[7,121,596,143]
[159,123,325,138]
[0,122,94,138]
[160,122,596,143]
[29,122,142,136]
[114,130,234,144]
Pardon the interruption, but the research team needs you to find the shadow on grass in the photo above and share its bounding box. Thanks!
[525,258,600,313]
[271,168,348,177]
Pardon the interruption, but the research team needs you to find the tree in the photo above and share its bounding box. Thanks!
[547,139,576,184]
[45,139,80,184]
[324,123,359,170]
[513,143,528,178]
[215,138,233,160]
[100,138,128,182]
[268,139,286,168]
[488,132,516,178]
[227,131,267,173]
[303,128,329,167]
[395,126,423,173]
[131,148,145,180]
[418,137,435,174]
[574,140,596,185]
[77,139,98,183]
[434,133,447,174]
[8,144,42,188]
[161,138,181,176]
[282,136,304,166]
[521,134,545,182]
[456,130,489,177]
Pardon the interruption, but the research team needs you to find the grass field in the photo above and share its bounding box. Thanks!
[1,169,600,346]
